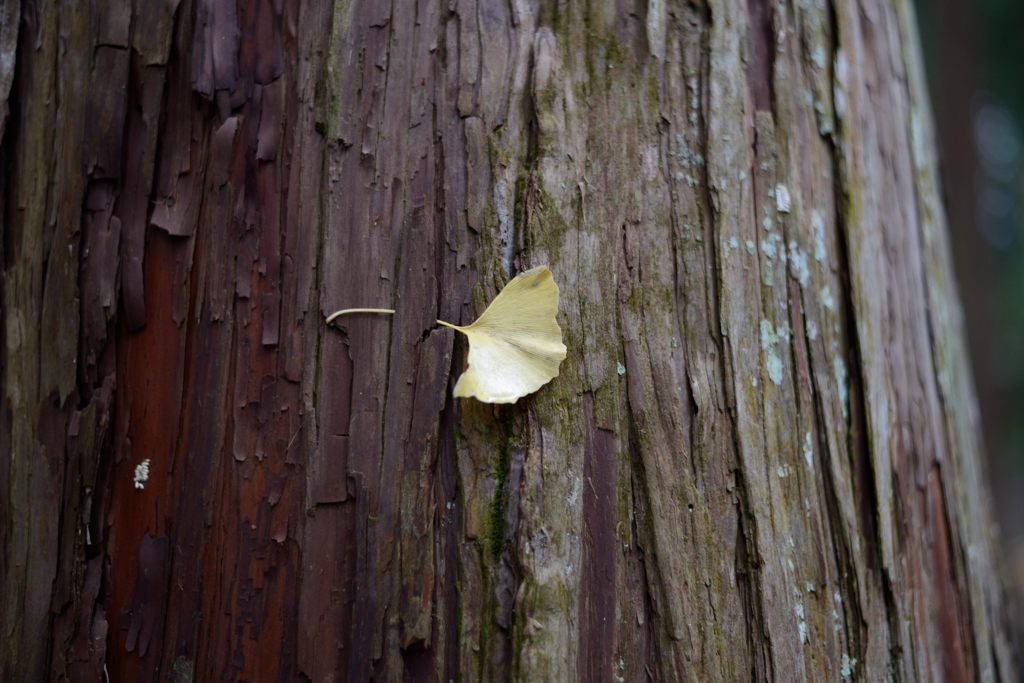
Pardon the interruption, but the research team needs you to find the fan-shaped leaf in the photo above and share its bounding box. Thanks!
[441,265,567,403]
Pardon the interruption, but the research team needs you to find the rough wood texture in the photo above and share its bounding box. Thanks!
[0,0,1017,680]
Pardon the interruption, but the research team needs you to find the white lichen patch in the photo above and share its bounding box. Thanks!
[811,45,827,70]
[807,320,819,341]
[812,210,827,263]
[494,177,515,271]
[760,320,785,386]
[745,239,755,255]
[133,459,151,490]
[820,286,836,311]
[834,51,849,120]
[840,653,858,680]
[777,464,790,479]
[761,232,782,259]
[617,361,626,376]
[567,474,583,508]
[766,354,785,387]
[803,432,813,468]
[775,184,792,213]
[789,241,810,286]
[834,356,849,419]
[816,99,832,137]
[795,601,808,644]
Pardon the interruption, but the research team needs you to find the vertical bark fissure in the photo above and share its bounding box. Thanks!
[702,1,773,677]
[829,58,899,683]
[620,375,667,677]
[821,2,900,674]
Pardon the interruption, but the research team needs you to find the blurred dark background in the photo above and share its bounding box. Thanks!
[915,0,1024,647]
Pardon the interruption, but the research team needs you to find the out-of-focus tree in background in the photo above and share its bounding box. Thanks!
[917,0,1024,645]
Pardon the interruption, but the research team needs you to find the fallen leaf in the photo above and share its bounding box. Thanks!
[440,265,567,403]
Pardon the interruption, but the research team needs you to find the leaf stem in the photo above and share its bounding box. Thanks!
[325,308,395,324]
[325,308,465,333]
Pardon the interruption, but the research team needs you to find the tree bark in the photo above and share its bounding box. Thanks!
[0,0,1017,680]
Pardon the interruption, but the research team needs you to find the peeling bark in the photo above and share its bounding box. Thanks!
[0,0,1017,680]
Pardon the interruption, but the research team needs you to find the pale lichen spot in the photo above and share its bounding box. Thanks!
[614,657,627,683]
[777,464,790,479]
[816,99,832,136]
[567,475,583,508]
[133,459,152,490]
[840,653,858,680]
[789,241,810,286]
[760,320,785,386]
[494,177,515,270]
[775,184,792,213]
[617,361,626,376]
[760,232,781,260]
[745,239,755,255]
[795,601,808,644]
[820,286,836,311]
[834,356,849,419]
[812,210,827,262]
[811,45,827,70]
[807,320,819,341]
[834,51,849,120]
[804,432,813,468]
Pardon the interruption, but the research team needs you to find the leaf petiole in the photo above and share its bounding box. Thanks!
[325,307,461,331]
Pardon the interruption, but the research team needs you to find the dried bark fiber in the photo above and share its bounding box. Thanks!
[0,0,1017,680]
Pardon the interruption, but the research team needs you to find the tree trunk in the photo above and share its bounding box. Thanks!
[0,0,1017,680]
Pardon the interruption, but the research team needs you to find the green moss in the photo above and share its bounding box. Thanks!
[471,281,489,316]
[648,70,661,112]
[486,437,511,559]
[522,185,571,269]
[474,543,493,674]
[488,130,514,170]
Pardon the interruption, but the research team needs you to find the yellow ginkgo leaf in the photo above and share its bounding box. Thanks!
[438,265,567,403]
[326,265,567,403]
